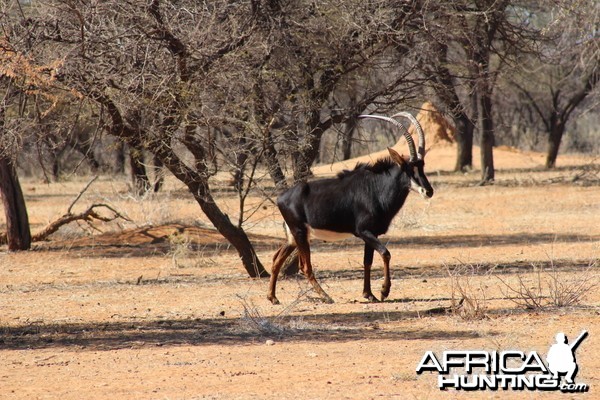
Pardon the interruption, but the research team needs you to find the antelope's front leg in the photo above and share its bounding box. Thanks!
[362,244,379,302]
[359,231,391,301]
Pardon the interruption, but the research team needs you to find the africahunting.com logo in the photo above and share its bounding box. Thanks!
[416,330,589,393]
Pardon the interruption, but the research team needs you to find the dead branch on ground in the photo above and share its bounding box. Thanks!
[1,176,131,245]
[31,202,131,241]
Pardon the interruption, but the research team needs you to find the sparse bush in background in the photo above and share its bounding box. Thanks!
[116,190,174,228]
[496,260,598,309]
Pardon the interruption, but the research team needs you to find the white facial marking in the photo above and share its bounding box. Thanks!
[410,178,422,193]
[410,178,429,199]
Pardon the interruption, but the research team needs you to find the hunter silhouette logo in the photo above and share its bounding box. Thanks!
[416,330,589,392]
[546,330,588,385]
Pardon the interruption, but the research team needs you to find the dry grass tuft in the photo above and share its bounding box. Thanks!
[236,289,355,337]
[446,263,492,320]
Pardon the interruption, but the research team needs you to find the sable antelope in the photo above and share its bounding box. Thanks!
[268,112,433,304]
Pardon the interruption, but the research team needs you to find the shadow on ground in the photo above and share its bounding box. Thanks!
[317,232,599,251]
[0,308,489,351]
[316,258,595,281]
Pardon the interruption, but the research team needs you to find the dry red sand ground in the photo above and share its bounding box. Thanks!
[1,143,599,399]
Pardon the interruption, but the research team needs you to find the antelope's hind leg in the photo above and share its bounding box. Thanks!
[294,230,334,304]
[268,244,296,305]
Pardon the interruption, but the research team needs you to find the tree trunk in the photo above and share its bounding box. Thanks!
[152,154,164,192]
[220,127,249,193]
[129,145,150,195]
[341,119,356,161]
[453,112,474,172]
[426,41,475,172]
[545,121,566,169]
[115,141,126,174]
[292,110,327,183]
[479,91,495,182]
[544,67,598,169]
[263,130,287,191]
[292,145,316,183]
[51,150,61,181]
[73,139,101,173]
[0,157,31,251]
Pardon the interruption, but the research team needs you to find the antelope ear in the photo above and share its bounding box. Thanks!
[387,147,407,166]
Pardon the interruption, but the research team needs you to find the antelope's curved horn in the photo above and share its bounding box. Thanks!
[391,112,425,160]
[358,114,417,162]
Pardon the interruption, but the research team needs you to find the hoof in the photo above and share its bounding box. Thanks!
[267,295,280,305]
[381,287,390,301]
[363,292,380,302]
[320,294,334,304]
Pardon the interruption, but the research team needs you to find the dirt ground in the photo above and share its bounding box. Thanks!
[1,144,599,399]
